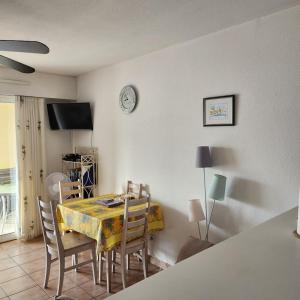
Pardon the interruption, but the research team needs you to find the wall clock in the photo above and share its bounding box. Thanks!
[119,85,137,113]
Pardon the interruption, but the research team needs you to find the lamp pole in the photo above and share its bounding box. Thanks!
[203,168,208,241]
[197,221,202,240]
[206,174,227,240]
[206,200,216,240]
[196,146,212,241]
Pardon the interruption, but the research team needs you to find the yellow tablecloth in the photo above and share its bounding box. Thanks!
[57,194,164,252]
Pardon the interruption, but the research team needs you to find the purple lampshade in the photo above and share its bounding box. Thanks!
[196,146,212,168]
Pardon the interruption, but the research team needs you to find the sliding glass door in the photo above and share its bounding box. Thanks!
[0,95,18,243]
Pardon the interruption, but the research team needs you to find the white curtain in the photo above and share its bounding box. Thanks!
[16,96,46,240]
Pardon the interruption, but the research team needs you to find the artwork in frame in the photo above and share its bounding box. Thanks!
[203,95,235,126]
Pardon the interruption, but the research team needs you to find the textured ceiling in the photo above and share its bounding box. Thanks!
[0,0,299,76]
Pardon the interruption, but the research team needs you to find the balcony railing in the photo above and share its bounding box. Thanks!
[0,168,16,235]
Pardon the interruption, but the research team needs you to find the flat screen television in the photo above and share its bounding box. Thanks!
[47,102,93,130]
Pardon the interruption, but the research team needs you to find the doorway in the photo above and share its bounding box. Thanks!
[0,96,18,243]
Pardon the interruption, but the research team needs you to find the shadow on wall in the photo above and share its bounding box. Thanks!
[205,146,267,240]
[150,148,267,261]
[126,184,198,264]
[150,203,196,265]
[210,202,243,238]
[211,146,239,168]
[210,176,265,238]
[227,176,264,208]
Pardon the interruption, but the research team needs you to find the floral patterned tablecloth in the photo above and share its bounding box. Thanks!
[57,194,164,252]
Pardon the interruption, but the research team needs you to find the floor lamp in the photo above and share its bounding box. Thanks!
[196,146,212,241]
[188,199,205,239]
[206,174,227,240]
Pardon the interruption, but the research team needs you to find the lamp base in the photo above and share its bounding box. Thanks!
[293,230,300,239]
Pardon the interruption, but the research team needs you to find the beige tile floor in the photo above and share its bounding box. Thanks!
[0,238,161,300]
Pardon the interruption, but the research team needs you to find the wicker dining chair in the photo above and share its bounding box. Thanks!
[37,196,98,297]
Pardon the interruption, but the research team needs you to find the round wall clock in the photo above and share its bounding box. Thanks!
[119,85,137,113]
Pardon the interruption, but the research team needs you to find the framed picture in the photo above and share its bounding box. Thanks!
[203,95,235,126]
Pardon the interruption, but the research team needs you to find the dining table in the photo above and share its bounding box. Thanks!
[57,193,164,293]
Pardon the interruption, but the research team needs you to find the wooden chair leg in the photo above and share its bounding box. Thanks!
[105,251,112,293]
[121,252,127,289]
[99,252,104,282]
[142,248,148,279]
[57,257,65,297]
[112,250,116,273]
[126,254,130,270]
[43,252,51,288]
[72,254,78,272]
[91,247,98,284]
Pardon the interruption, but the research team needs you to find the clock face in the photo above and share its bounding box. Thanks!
[119,86,137,113]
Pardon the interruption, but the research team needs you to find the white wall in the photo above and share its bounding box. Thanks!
[0,68,77,174]
[75,6,300,265]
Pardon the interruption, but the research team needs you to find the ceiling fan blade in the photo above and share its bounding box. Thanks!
[0,55,35,73]
[0,40,49,54]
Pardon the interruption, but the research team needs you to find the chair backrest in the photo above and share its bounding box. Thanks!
[59,179,82,204]
[126,180,142,199]
[37,196,63,256]
[121,194,150,249]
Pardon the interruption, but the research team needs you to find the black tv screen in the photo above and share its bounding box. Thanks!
[47,103,93,130]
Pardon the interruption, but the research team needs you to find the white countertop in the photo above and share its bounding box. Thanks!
[108,208,300,300]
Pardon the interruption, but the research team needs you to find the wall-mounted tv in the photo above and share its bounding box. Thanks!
[47,102,93,130]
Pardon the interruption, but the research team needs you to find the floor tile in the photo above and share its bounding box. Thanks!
[0,250,9,260]
[42,276,76,297]
[0,287,7,299]
[105,273,123,289]
[1,241,33,257]
[4,247,32,258]
[110,283,123,294]
[0,266,26,284]
[94,293,113,300]
[26,239,45,251]
[9,286,48,300]
[30,268,57,286]
[0,275,36,296]
[0,237,161,300]
[80,280,107,298]
[60,286,93,300]
[0,240,21,250]
[12,248,45,264]
[0,257,17,271]
[21,257,45,273]
[66,270,93,285]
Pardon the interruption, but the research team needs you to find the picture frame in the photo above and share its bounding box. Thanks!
[203,95,235,126]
